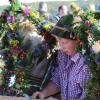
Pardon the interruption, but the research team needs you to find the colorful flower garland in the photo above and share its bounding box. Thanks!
[0,0,55,96]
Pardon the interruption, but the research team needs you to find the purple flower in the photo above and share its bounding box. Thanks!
[42,43,49,54]
[18,60,26,68]
[23,7,30,16]
[7,16,16,23]
[1,11,7,16]
[34,47,41,57]
[7,32,15,39]
[95,55,100,64]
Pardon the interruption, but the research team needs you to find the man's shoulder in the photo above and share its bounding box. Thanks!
[50,14,61,23]
[54,14,60,20]
[77,54,91,73]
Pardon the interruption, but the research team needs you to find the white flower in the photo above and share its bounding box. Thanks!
[9,75,16,87]
[92,41,100,53]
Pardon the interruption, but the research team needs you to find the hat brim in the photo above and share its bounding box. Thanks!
[50,25,69,35]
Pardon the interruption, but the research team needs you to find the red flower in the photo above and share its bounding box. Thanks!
[85,20,91,28]
[9,70,16,74]
[18,51,26,60]
[1,11,7,17]
[19,67,25,72]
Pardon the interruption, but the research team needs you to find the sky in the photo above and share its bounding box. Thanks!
[0,0,78,6]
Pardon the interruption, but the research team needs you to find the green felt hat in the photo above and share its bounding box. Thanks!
[50,14,82,40]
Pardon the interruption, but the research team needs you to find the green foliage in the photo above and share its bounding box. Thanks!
[71,3,100,100]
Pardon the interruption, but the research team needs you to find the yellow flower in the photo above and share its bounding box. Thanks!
[8,23,16,30]
[0,59,5,69]
[9,11,14,16]
[9,40,19,46]
[94,19,97,23]
[30,11,40,18]
[13,40,19,46]
[44,23,54,31]
[78,10,84,16]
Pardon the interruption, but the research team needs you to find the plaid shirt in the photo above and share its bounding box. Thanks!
[51,51,92,100]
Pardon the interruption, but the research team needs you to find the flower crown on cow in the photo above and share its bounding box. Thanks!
[0,0,56,96]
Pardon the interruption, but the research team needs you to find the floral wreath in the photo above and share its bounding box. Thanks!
[0,0,56,96]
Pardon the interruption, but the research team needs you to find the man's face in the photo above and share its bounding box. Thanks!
[57,38,77,56]
[59,6,68,16]
[41,3,47,13]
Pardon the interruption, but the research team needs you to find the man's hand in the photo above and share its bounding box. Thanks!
[32,81,60,99]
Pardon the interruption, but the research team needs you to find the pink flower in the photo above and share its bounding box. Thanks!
[23,7,30,16]
[85,20,91,28]
[85,30,92,35]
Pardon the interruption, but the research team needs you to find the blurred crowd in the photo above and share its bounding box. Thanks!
[37,2,100,23]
